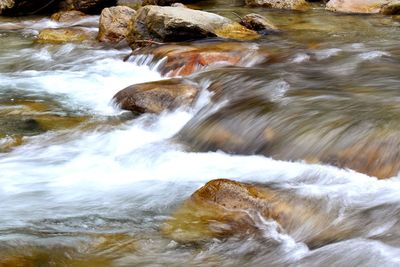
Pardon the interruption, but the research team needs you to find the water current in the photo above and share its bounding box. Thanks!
[1,6,400,266]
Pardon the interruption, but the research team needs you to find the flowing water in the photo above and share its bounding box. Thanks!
[1,5,400,267]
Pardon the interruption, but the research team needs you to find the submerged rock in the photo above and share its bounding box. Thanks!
[50,10,87,22]
[126,6,258,48]
[239,13,279,34]
[326,0,400,15]
[162,179,360,247]
[72,0,117,13]
[112,78,199,114]
[245,0,310,11]
[37,28,95,43]
[98,6,136,43]
[162,179,286,242]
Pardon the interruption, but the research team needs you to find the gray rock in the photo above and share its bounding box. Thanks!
[127,5,258,47]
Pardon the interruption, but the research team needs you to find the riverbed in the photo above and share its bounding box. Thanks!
[1,5,400,266]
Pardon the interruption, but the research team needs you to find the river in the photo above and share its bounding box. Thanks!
[1,5,400,267]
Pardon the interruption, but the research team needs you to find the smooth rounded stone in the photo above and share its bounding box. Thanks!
[72,0,117,14]
[239,13,279,34]
[112,78,199,114]
[37,28,95,43]
[50,10,87,22]
[245,0,310,10]
[98,6,136,43]
[326,0,400,14]
[0,0,61,15]
[126,5,258,48]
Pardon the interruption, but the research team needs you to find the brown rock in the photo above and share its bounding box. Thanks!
[245,0,310,10]
[162,179,366,248]
[50,10,87,22]
[112,78,199,114]
[98,6,136,43]
[162,179,288,242]
[37,28,95,43]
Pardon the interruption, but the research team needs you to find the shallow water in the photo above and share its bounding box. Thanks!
[0,8,400,267]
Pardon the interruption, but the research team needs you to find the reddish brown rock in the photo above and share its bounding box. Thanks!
[133,42,265,77]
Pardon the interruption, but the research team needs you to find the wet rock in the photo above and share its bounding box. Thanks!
[0,0,61,15]
[245,0,310,11]
[162,179,356,247]
[239,13,279,34]
[72,0,117,14]
[37,27,95,43]
[126,6,258,48]
[162,179,287,242]
[50,10,87,22]
[112,78,199,114]
[98,6,136,43]
[326,0,400,15]
[133,42,265,77]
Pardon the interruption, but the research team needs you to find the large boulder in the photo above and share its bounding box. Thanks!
[126,5,258,48]
[0,0,61,15]
[326,0,400,15]
[37,28,95,43]
[245,0,310,10]
[72,0,117,13]
[98,6,136,43]
[112,78,199,114]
